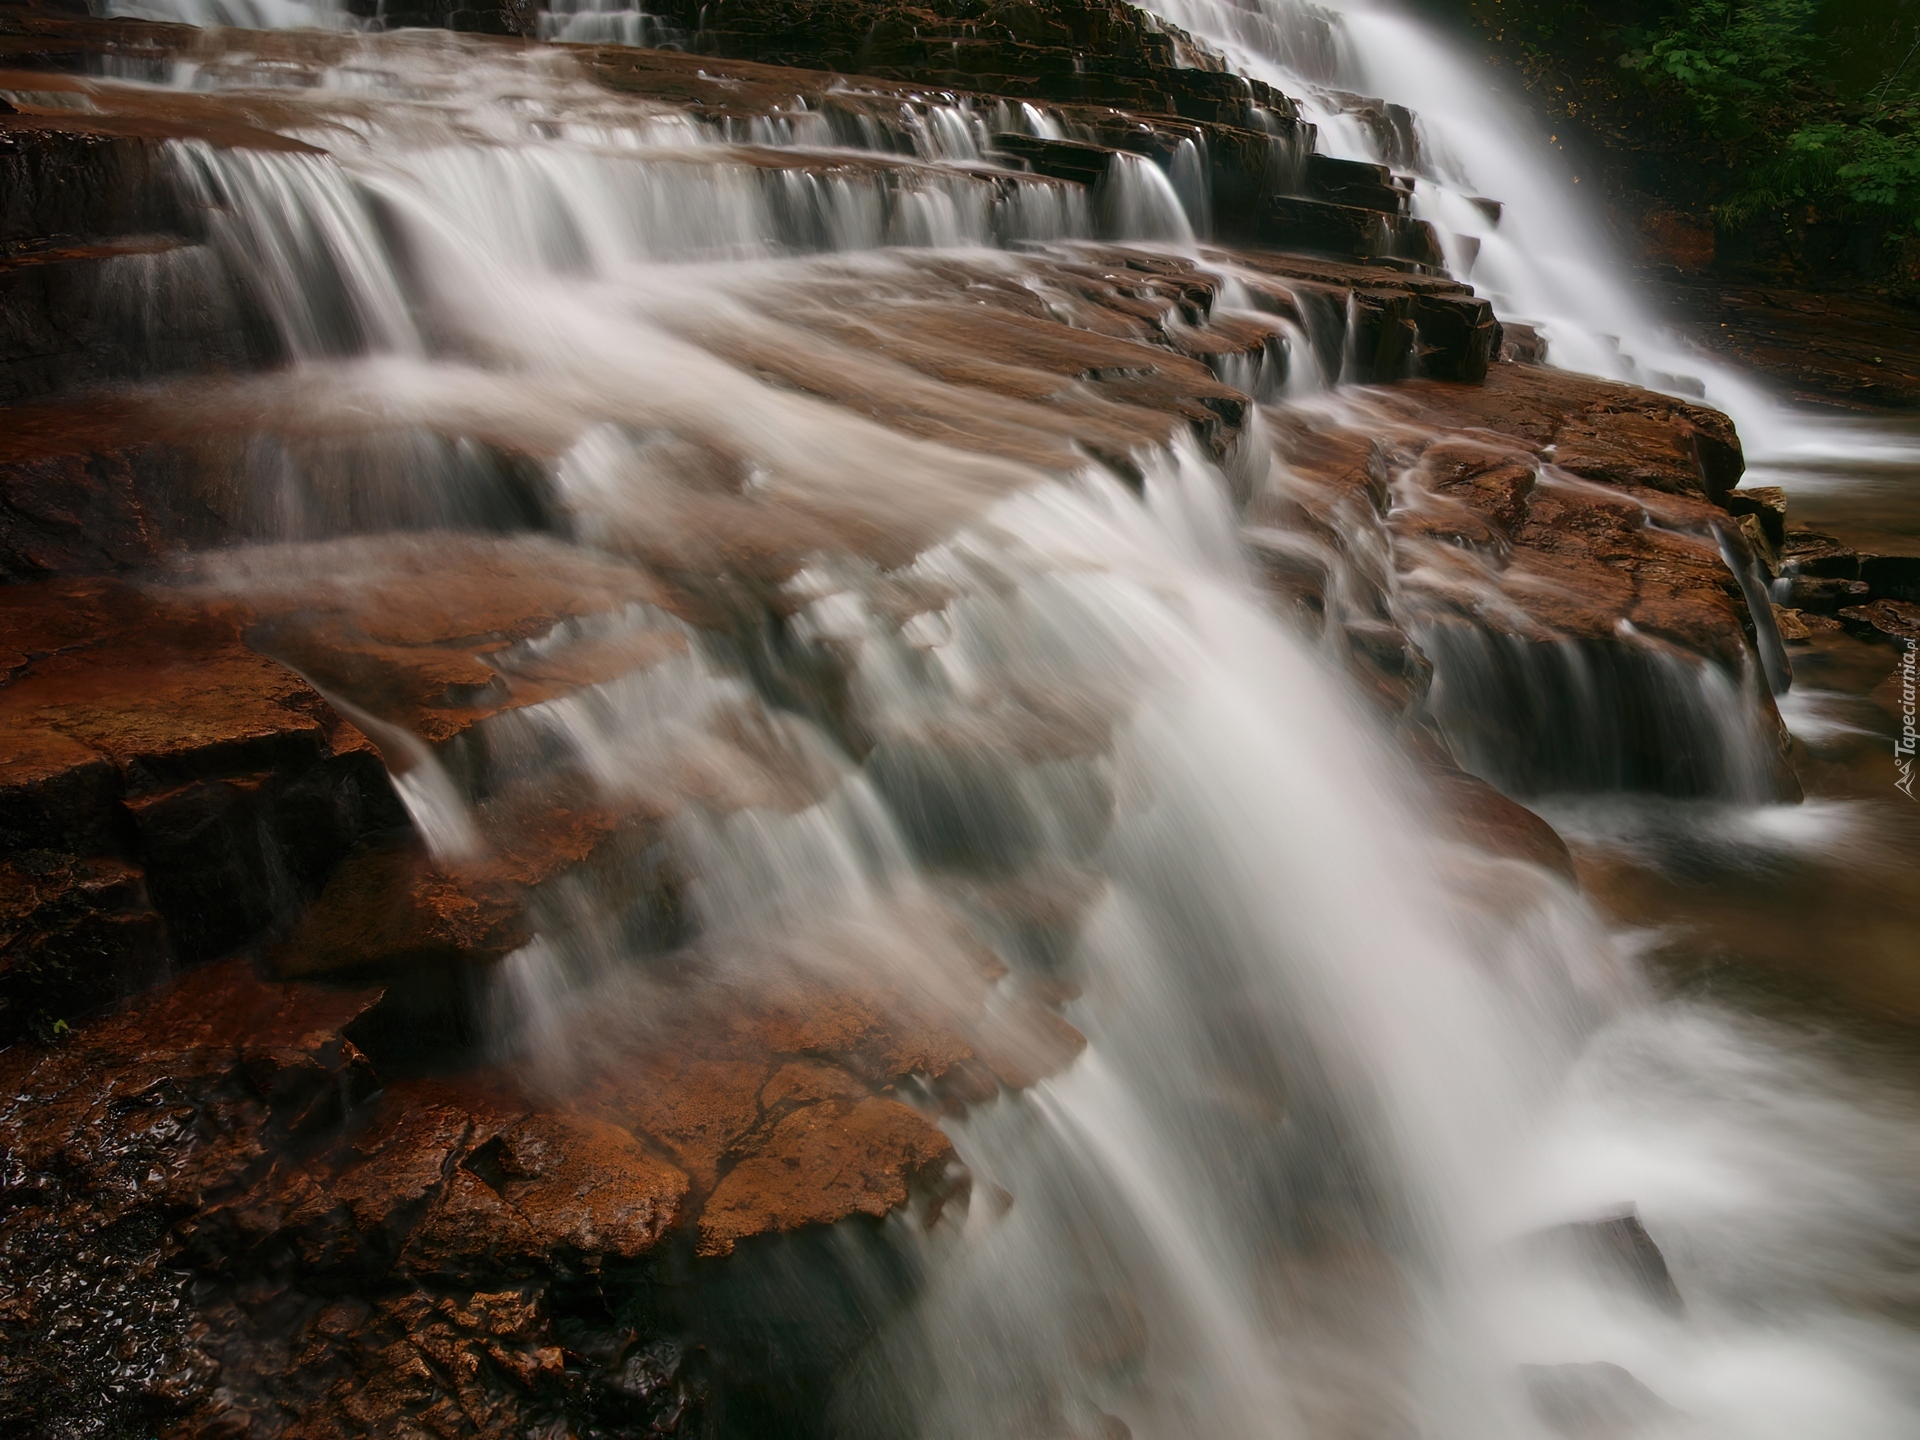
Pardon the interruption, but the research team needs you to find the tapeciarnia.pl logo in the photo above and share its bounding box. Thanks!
[1898,639,1917,800]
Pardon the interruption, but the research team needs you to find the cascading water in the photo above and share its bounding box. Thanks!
[104,0,355,28]
[1132,0,1920,468]
[21,16,1920,1440]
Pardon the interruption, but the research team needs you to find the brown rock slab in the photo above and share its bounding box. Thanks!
[697,1094,954,1255]
[190,533,674,746]
[0,578,405,1036]
[277,779,672,978]
[458,1111,687,1261]
[1424,762,1576,881]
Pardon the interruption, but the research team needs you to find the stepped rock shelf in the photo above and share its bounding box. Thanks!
[0,7,1817,1439]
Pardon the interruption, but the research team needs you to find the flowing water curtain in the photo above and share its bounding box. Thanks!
[105,0,359,27]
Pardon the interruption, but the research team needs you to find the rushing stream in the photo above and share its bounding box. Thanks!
[45,3,1920,1437]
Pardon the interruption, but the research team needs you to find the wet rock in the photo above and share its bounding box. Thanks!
[1552,406,1739,506]
[375,0,538,35]
[697,1094,956,1256]
[636,0,1293,130]
[1655,273,1920,412]
[1534,1209,1684,1316]
[0,578,406,1036]
[1408,289,1502,383]
[278,838,537,979]
[1521,1361,1683,1439]
[1771,605,1841,643]
[0,236,259,406]
[0,117,192,247]
[1423,761,1577,881]
[1259,196,1444,268]
[1500,320,1549,364]
[0,951,1010,1437]
[1780,529,1860,578]
[442,1110,687,1262]
[1421,363,1744,504]
[0,850,165,1042]
[1734,511,1779,574]
[1840,599,1920,644]
[1219,249,1501,384]
[194,533,674,747]
[1300,154,1410,214]
[1252,364,1796,798]
[570,968,982,1192]
[1786,574,1871,614]
[1861,553,1920,605]
[0,962,381,1439]
[1725,484,1786,551]
[0,398,241,582]
[991,131,1121,187]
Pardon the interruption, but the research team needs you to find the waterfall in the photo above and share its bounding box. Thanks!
[1130,0,1920,466]
[104,0,357,27]
[32,20,1920,1440]
[539,0,684,47]
[1097,153,1198,244]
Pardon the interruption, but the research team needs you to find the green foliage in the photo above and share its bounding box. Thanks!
[1448,0,1920,284]
[1621,0,1819,132]
[1716,104,1920,226]
[1619,2,1920,240]
[27,1013,70,1045]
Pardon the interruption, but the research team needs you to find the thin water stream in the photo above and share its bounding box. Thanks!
[37,5,1920,1438]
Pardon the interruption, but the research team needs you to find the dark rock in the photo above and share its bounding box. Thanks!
[1259,195,1444,267]
[1787,575,1872,614]
[1299,153,1409,214]
[1780,529,1860,580]
[991,132,1118,188]
[375,0,538,33]
[1655,274,1920,412]
[0,851,165,1042]
[1840,599,1920,643]
[1725,484,1786,550]
[0,238,259,406]
[1347,286,1421,381]
[1535,1209,1684,1315]
[1218,249,1498,385]
[0,123,191,247]
[0,578,406,1036]
[0,399,241,583]
[1409,290,1500,383]
[1500,320,1549,364]
[1861,553,1920,605]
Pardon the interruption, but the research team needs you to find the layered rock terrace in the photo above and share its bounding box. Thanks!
[0,6,1836,1436]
